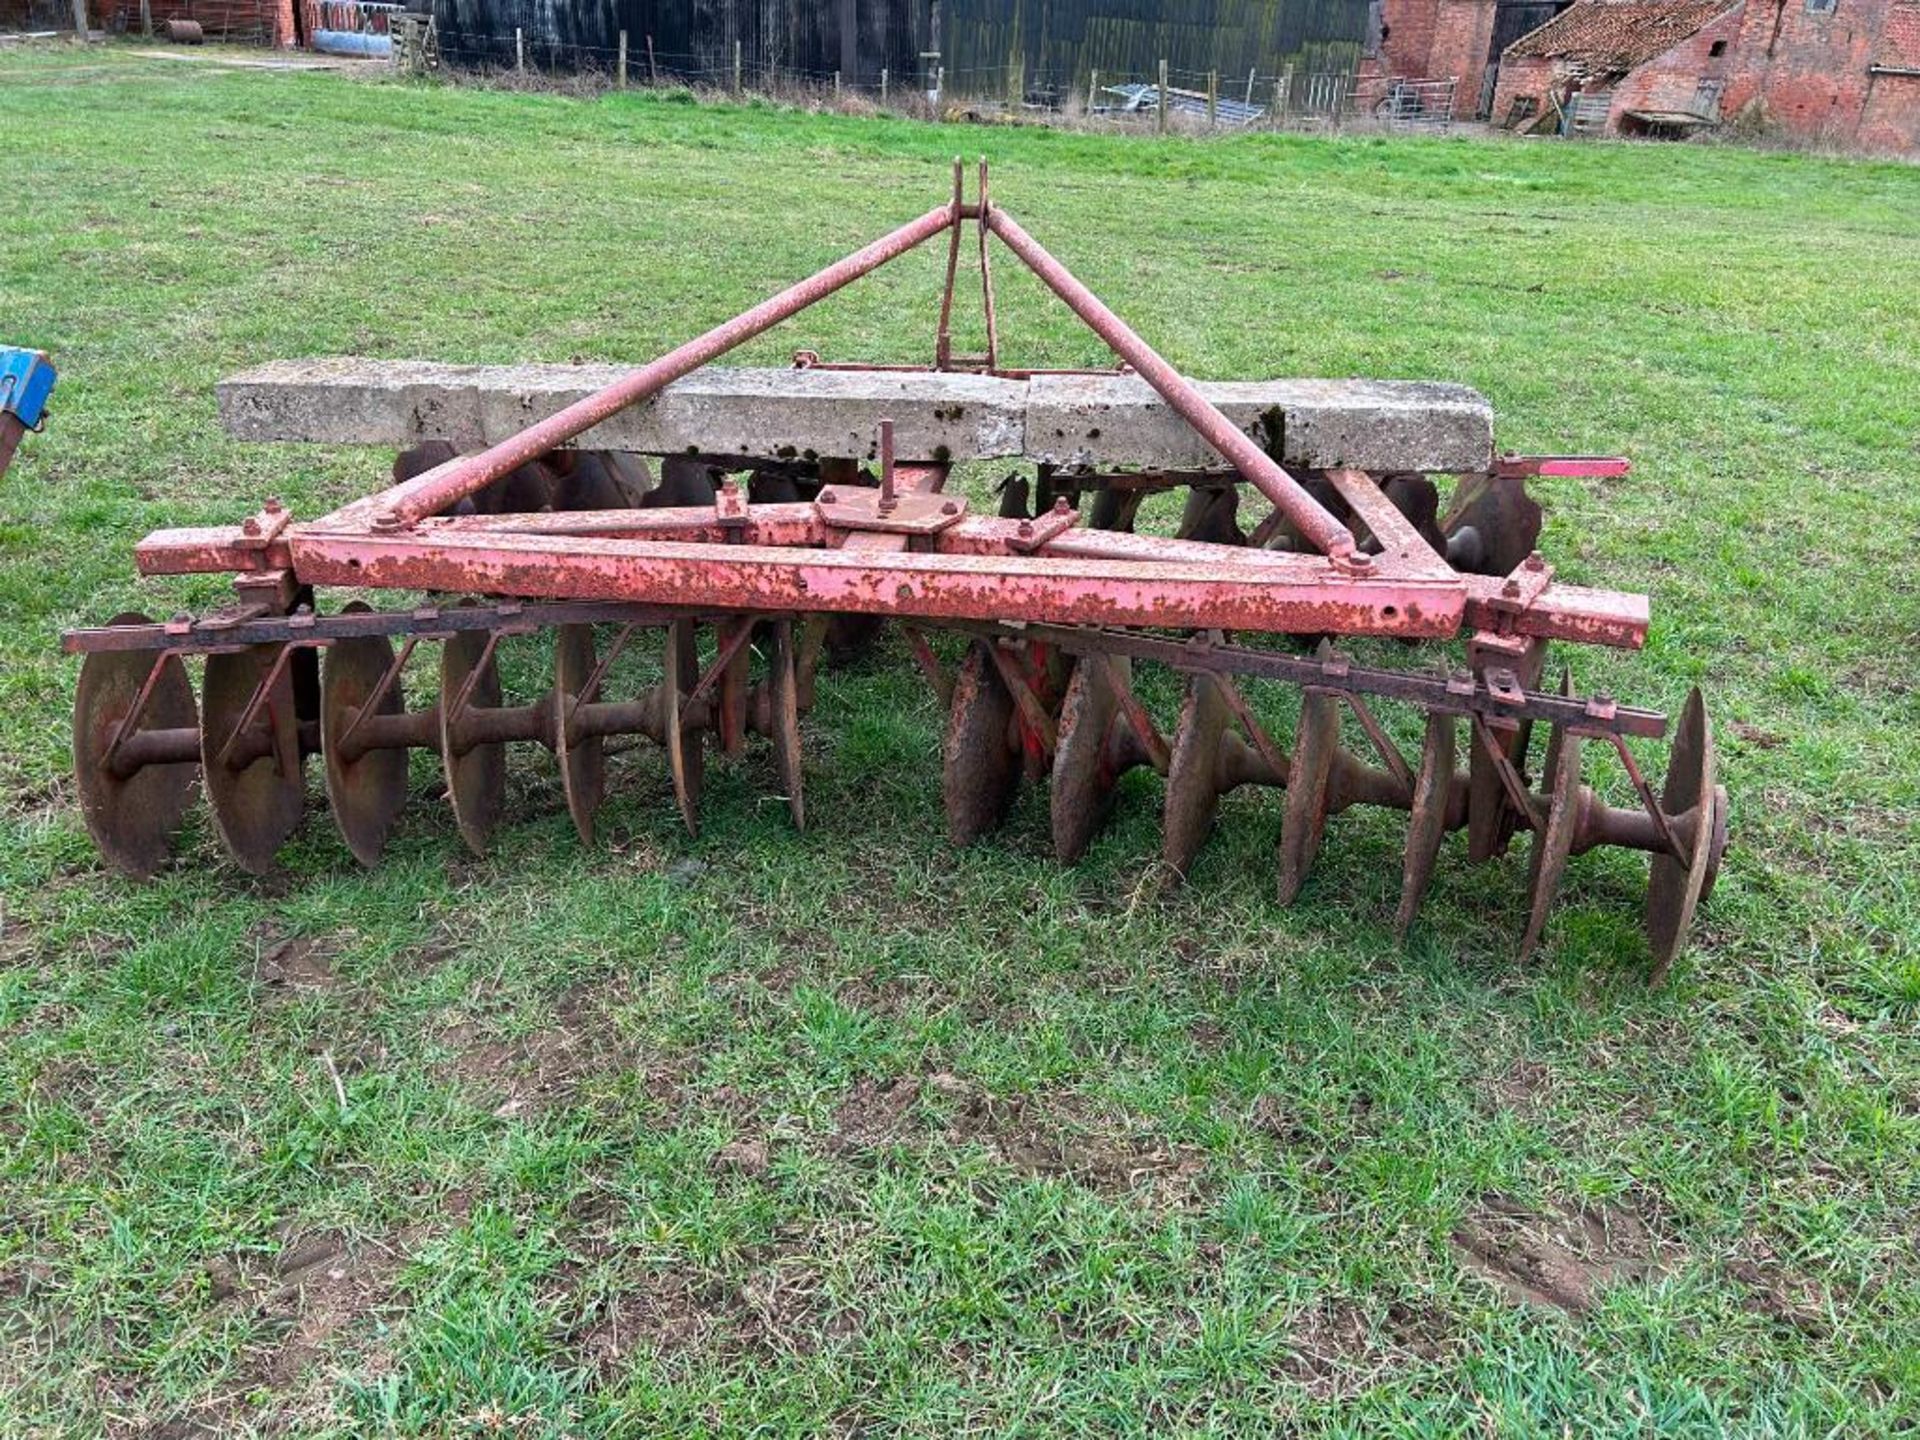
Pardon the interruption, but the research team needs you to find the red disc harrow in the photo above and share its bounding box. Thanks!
[65,163,1726,977]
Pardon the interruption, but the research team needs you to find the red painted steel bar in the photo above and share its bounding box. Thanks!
[982,205,1359,561]
[369,204,958,528]
[286,529,1464,636]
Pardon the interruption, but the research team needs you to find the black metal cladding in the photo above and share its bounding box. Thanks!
[421,0,1368,95]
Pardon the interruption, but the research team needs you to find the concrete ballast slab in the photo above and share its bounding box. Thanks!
[216,360,1495,473]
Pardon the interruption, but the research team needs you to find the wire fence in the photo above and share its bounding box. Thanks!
[395,22,1442,137]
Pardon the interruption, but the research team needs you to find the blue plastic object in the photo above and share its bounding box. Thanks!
[0,347,56,430]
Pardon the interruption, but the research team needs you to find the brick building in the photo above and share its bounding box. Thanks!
[1366,0,1920,149]
[1489,0,1920,146]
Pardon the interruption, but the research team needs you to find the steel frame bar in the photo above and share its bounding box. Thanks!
[366,202,960,527]
[980,205,1357,560]
[1001,624,1669,740]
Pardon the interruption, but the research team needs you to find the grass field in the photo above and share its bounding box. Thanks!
[3,42,1919,1437]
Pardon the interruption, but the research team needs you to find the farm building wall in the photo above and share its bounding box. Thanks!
[421,0,1370,98]
[1484,0,1920,149]
[1604,6,1745,118]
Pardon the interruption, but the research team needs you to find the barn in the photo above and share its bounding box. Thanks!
[418,0,1373,103]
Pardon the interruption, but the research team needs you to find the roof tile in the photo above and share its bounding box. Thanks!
[1504,0,1738,71]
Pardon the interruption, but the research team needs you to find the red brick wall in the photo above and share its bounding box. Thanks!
[1489,51,1561,122]
[1486,0,1920,148]
[1718,0,1884,135]
[1606,6,1745,118]
[1428,0,1502,110]
[1377,0,1444,79]
[1857,71,1920,147]
[1373,0,1499,107]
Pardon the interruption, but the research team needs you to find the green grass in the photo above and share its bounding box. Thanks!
[3,43,1919,1438]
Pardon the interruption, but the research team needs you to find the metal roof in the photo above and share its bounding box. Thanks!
[1100,83,1267,126]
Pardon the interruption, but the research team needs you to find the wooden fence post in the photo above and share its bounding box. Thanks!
[139,0,151,35]
[834,69,841,101]
[1207,69,1218,127]
[1245,67,1256,107]
[881,66,888,105]
[617,31,627,88]
[1008,55,1022,111]
[1088,67,1099,116]
[733,39,742,93]
[515,27,524,72]
[646,33,658,84]
[1157,58,1168,132]
[1276,65,1292,125]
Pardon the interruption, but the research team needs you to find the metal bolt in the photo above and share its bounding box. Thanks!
[372,509,404,532]
[264,497,285,514]
[1018,520,1034,538]
[819,489,838,504]
[940,501,959,515]
[1502,579,1521,597]
[1524,551,1545,571]
[241,516,260,536]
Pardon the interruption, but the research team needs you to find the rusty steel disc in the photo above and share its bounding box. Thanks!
[768,619,806,830]
[201,644,305,874]
[1646,687,1718,982]
[1700,782,1730,905]
[438,624,505,855]
[1442,473,1543,578]
[1050,656,1123,863]
[553,624,605,845]
[1162,673,1233,882]
[1393,710,1457,941]
[72,613,200,879]
[321,602,407,867]
[943,641,1020,845]
[1467,714,1533,864]
[1276,687,1340,905]
[1175,487,1242,546]
[663,619,704,836]
[1518,713,1585,962]
[1381,475,1447,556]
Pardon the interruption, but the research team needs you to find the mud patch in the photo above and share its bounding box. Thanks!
[1451,1193,1668,1315]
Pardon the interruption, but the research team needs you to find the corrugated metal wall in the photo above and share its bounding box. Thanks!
[424,0,1367,95]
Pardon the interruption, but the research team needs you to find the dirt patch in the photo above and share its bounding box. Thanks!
[435,986,635,1119]
[713,1137,771,1178]
[1451,1193,1668,1315]
[204,1227,412,1391]
[252,932,338,991]
[1727,1254,1830,1335]
[944,1080,1208,1200]
[1484,1058,1554,1115]
[1280,1295,1455,1400]
[831,1075,922,1151]
[566,1268,718,1373]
